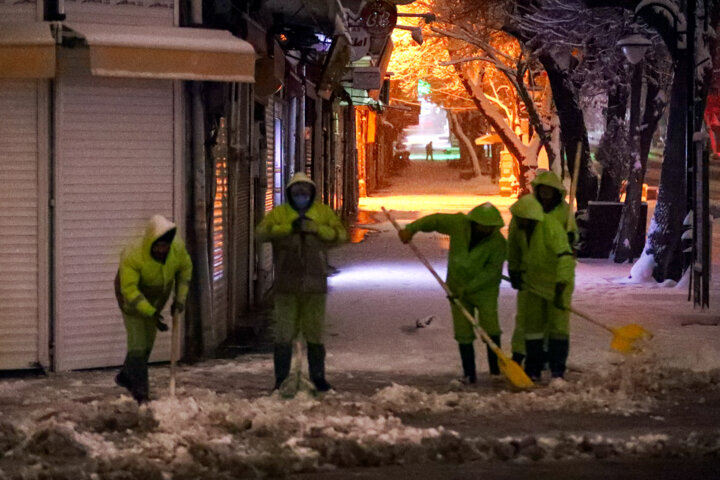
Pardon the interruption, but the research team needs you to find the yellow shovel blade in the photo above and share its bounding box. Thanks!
[609,324,653,353]
[497,354,535,389]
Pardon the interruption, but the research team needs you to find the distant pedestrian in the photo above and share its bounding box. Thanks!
[399,203,506,383]
[425,141,434,161]
[256,173,348,392]
[114,215,192,403]
[507,195,575,381]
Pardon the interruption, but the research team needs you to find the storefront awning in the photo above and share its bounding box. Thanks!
[66,23,256,82]
[0,23,56,78]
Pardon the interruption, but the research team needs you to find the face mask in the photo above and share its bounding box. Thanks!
[293,193,312,210]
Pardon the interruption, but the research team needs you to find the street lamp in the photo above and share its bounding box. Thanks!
[394,24,423,44]
[617,34,652,65]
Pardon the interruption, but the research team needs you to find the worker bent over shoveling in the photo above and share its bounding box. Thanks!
[507,194,575,382]
[399,202,506,384]
[256,173,348,393]
[114,215,193,403]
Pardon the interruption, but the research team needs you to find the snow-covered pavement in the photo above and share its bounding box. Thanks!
[1,162,719,479]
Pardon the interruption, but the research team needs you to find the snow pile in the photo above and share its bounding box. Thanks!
[1,357,718,480]
[628,251,656,282]
[372,354,719,417]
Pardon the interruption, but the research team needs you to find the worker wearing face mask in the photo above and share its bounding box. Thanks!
[256,173,348,392]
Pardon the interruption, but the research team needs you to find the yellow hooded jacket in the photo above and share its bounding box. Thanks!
[508,194,575,300]
[116,215,193,319]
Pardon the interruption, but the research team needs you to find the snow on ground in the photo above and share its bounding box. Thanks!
[1,162,720,478]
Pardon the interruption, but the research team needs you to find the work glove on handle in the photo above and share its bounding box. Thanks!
[554,283,567,310]
[154,312,169,332]
[508,270,523,290]
[171,301,185,316]
[398,228,413,244]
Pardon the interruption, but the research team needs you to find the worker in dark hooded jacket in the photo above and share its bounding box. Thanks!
[399,203,506,383]
[507,195,575,381]
[114,215,193,403]
[256,173,347,392]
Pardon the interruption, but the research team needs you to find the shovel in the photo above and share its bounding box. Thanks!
[382,207,533,389]
[169,311,180,397]
[278,339,317,398]
[501,275,652,353]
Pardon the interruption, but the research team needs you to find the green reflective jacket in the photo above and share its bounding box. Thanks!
[116,215,193,318]
[405,213,507,303]
[256,201,347,293]
[507,213,575,300]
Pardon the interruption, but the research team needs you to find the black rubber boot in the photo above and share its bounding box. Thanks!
[115,355,131,390]
[548,338,570,379]
[123,354,149,404]
[486,335,501,376]
[511,352,525,366]
[273,343,293,391]
[458,343,476,384]
[524,339,545,381]
[307,343,332,392]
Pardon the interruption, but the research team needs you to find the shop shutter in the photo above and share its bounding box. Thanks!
[234,159,251,313]
[54,51,175,370]
[63,1,173,27]
[264,96,274,212]
[212,118,229,342]
[0,80,45,369]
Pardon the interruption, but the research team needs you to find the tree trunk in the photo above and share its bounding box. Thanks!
[597,82,629,202]
[449,111,481,176]
[613,61,644,263]
[539,52,597,210]
[453,64,528,166]
[644,58,688,281]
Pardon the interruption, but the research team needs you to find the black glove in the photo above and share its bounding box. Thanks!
[567,231,576,246]
[171,301,185,316]
[554,283,567,310]
[154,312,169,332]
[292,216,317,234]
[509,270,523,290]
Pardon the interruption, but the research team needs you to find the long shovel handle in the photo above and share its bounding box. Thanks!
[169,312,180,397]
[567,141,582,231]
[500,275,614,334]
[382,207,499,349]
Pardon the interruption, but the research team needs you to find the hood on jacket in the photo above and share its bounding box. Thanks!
[531,170,566,196]
[286,172,317,212]
[467,202,505,227]
[144,215,177,252]
[510,194,545,221]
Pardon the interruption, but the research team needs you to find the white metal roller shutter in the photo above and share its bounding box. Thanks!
[54,51,175,371]
[0,3,35,21]
[0,80,44,369]
[63,2,174,27]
